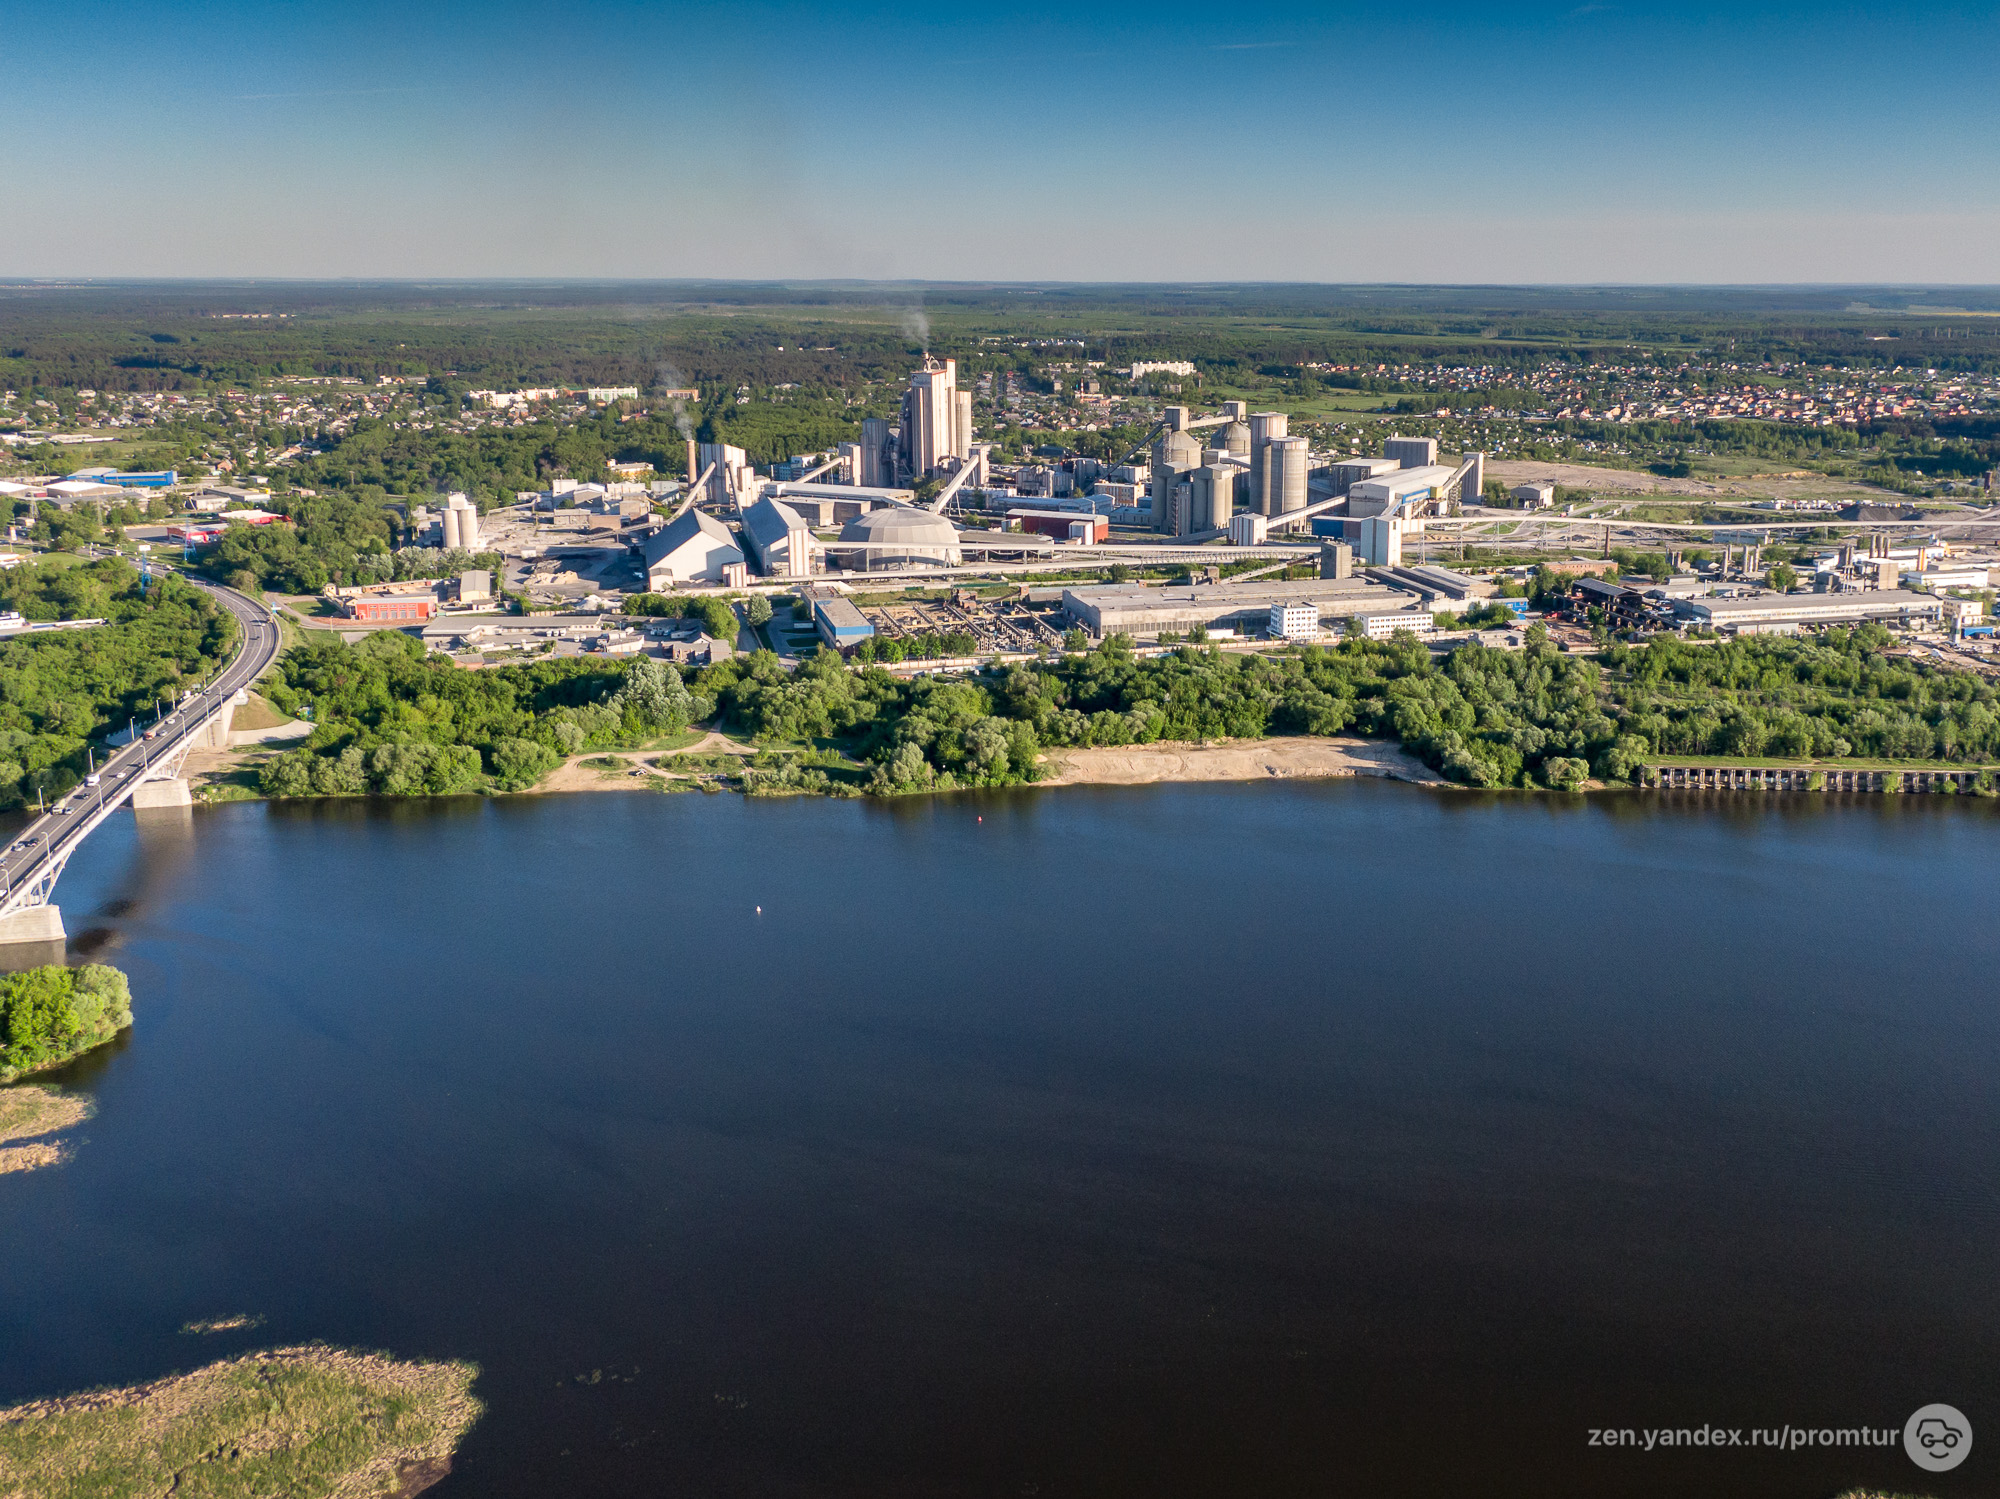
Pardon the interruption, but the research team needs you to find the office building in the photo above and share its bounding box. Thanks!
[1270,602,1321,642]
[1347,608,1434,639]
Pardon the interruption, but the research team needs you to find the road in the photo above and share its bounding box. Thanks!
[0,577,279,915]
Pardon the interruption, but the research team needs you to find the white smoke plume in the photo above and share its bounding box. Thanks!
[656,361,696,440]
[899,306,930,353]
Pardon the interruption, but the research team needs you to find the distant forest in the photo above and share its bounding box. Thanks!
[7,281,2000,396]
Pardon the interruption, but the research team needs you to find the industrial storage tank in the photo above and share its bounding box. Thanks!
[1221,420,1251,458]
[1150,429,1203,529]
[1268,436,1309,515]
[835,506,962,571]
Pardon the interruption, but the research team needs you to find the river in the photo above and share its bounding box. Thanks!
[3,782,1996,1497]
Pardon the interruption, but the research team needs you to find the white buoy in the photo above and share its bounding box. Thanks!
[755,905,762,915]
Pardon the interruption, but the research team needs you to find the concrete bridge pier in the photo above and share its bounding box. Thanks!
[131,778,193,811]
[0,904,65,947]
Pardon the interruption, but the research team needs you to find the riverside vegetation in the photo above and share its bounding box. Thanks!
[0,559,234,811]
[252,619,2000,798]
[0,965,133,1084]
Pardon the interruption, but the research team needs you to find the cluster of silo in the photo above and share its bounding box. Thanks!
[441,492,481,550]
[1247,412,1290,514]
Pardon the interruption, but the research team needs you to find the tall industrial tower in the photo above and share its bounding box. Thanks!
[899,358,972,480]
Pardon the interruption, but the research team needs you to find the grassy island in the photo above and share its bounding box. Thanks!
[0,965,132,1085]
[0,1346,482,1499]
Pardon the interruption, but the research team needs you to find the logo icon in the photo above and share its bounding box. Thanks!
[1905,1404,1972,1472]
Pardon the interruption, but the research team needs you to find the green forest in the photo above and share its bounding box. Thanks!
[252,620,2000,801]
[0,560,234,808]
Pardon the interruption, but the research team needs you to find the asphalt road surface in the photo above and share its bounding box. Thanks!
[0,578,278,911]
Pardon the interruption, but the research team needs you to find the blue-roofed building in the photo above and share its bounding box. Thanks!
[812,595,874,650]
[98,470,177,488]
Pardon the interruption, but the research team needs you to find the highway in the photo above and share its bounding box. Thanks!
[0,577,279,921]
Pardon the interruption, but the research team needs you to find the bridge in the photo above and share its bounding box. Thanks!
[0,578,280,947]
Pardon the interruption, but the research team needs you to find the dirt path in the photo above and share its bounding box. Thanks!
[532,733,753,794]
[1041,736,1447,788]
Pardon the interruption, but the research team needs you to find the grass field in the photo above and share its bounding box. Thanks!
[0,1346,482,1499]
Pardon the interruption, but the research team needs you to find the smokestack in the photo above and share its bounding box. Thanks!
[686,439,698,500]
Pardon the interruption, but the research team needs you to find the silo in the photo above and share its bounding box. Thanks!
[1248,412,1288,513]
[1268,436,1309,515]
[1462,451,1484,506]
[1194,463,1235,532]
[442,505,462,550]
[458,502,480,550]
[1221,421,1251,459]
[1150,429,1201,531]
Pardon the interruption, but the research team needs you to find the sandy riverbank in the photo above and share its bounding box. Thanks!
[1041,736,1448,788]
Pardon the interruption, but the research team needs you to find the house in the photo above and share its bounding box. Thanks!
[642,509,743,588]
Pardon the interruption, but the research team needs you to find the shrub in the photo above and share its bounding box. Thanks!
[0,964,131,1082]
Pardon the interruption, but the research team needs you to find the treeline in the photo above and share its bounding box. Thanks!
[707,624,2000,793]
[0,561,234,808]
[256,634,711,796]
[250,614,2000,801]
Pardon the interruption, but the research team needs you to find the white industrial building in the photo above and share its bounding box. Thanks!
[643,509,743,588]
[1347,608,1435,639]
[740,495,823,579]
[1674,592,1945,634]
[1346,465,1460,518]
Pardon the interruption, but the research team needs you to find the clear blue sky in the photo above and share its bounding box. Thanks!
[5,0,1996,282]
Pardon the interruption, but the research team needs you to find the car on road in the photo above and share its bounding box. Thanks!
[85,774,101,786]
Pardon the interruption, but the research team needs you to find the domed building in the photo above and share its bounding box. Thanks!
[835,506,963,572]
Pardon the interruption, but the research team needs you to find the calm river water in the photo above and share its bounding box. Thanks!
[2,782,1996,1498]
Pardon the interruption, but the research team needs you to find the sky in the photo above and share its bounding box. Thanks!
[4,0,1997,283]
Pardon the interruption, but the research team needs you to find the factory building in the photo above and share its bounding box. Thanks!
[1512,481,1556,509]
[1346,465,1460,518]
[697,442,758,507]
[812,595,875,650]
[1062,577,1399,639]
[1370,564,1495,606]
[344,593,438,623]
[643,509,744,588]
[898,358,973,479]
[860,418,894,489]
[1674,592,1946,635]
[1384,436,1438,469]
[1327,456,1401,496]
[740,495,823,579]
[1010,509,1109,543]
[835,507,962,571]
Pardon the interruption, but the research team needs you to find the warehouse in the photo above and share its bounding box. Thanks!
[1062,578,1403,639]
[1675,592,1945,635]
[813,595,875,650]
[741,495,823,579]
[644,509,743,589]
